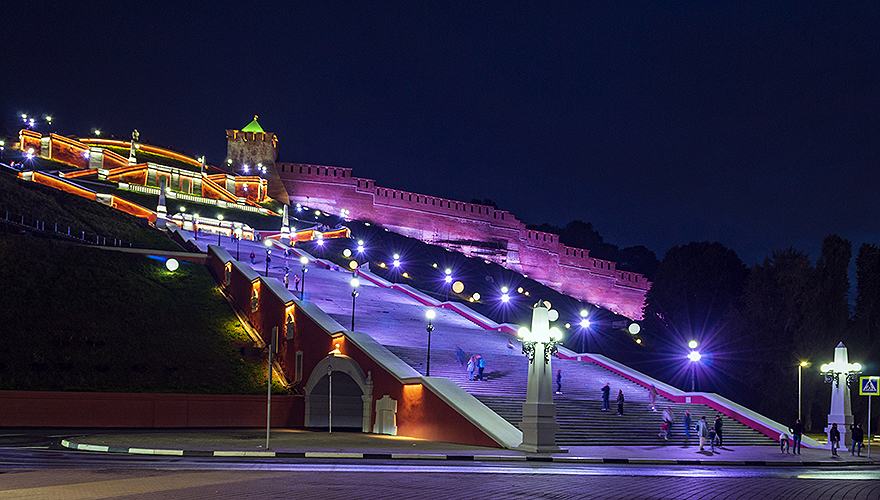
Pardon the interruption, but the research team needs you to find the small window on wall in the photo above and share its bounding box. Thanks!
[295,350,303,384]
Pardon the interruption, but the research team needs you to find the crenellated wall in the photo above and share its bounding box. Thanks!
[277,162,650,319]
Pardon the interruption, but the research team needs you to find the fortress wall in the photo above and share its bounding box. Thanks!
[279,163,650,319]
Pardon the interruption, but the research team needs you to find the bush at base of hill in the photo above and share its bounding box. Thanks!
[0,234,277,394]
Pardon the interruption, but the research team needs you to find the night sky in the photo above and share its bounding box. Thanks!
[3,2,878,266]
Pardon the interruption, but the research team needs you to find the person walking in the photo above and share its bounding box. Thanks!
[714,415,724,447]
[249,251,255,264]
[851,423,864,456]
[683,411,692,444]
[555,369,562,394]
[779,431,790,453]
[601,383,610,411]
[476,355,485,381]
[649,384,658,411]
[789,419,804,455]
[616,389,625,416]
[455,346,465,367]
[662,407,675,438]
[467,356,475,381]
[830,422,840,457]
[283,273,290,289]
[696,416,710,451]
[507,339,515,355]
[294,273,301,291]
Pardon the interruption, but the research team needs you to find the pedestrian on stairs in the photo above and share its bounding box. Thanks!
[455,346,465,367]
[616,390,625,416]
[467,356,475,380]
[283,273,290,289]
[714,415,724,447]
[250,251,255,264]
[697,416,709,451]
[601,383,610,411]
[294,273,301,291]
[649,384,658,411]
[476,355,485,381]
[683,411,692,444]
[663,407,675,438]
[555,369,562,394]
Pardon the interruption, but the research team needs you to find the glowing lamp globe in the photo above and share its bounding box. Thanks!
[688,340,698,349]
[548,309,559,322]
[165,258,179,272]
[426,309,436,320]
[628,322,641,335]
[349,261,358,270]
[343,248,352,258]
[452,281,464,293]
[580,319,590,328]
[300,256,308,265]
[688,351,702,362]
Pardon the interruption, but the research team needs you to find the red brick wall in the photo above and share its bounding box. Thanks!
[278,163,650,319]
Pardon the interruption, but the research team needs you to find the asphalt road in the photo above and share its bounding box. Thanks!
[1,434,878,499]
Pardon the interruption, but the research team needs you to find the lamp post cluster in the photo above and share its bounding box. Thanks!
[425,309,436,376]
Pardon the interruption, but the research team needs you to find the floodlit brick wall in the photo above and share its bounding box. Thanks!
[207,246,502,447]
[278,162,650,319]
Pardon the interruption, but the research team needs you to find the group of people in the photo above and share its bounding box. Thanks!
[779,419,865,457]
[692,415,724,451]
[466,354,486,381]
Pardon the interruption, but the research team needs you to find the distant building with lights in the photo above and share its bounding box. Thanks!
[225,116,289,205]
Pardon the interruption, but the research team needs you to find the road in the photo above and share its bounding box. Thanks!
[1,435,877,499]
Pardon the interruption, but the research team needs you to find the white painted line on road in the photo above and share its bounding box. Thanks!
[129,447,184,456]
[78,444,110,452]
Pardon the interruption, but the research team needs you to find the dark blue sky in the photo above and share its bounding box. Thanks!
[2,2,878,266]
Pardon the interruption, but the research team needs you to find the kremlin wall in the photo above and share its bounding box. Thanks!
[277,162,650,320]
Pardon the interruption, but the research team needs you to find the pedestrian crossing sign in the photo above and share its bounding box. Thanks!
[860,376,880,396]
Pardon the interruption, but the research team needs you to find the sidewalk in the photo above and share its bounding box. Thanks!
[61,429,878,466]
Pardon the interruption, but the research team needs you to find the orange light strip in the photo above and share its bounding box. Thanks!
[79,139,202,168]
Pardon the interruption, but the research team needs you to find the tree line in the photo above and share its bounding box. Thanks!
[533,218,878,432]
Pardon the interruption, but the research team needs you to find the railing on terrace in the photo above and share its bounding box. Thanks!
[119,183,270,215]
[0,208,137,248]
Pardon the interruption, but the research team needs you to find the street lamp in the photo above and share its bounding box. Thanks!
[264,239,272,277]
[46,116,52,134]
[798,361,810,421]
[0,140,5,161]
[687,341,701,392]
[300,256,309,300]
[217,214,224,245]
[444,268,452,301]
[350,278,360,331]
[425,309,436,376]
[193,214,199,239]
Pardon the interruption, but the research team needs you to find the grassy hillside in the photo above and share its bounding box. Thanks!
[0,168,180,251]
[0,233,272,393]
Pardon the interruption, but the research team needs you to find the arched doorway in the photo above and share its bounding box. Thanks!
[304,354,373,432]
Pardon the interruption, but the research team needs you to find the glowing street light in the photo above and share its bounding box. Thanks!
[264,239,272,277]
[217,214,224,245]
[516,301,563,452]
[393,254,401,268]
[300,256,309,300]
[425,309,436,376]
[444,268,452,301]
[687,341,701,392]
[350,278,360,331]
[356,240,364,253]
[798,361,810,421]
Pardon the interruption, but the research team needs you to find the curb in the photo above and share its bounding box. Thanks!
[59,440,878,466]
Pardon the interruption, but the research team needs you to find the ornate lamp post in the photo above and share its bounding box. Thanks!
[516,301,563,453]
[217,214,224,246]
[425,309,436,376]
[820,342,861,449]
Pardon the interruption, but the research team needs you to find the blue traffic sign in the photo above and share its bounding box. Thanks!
[860,376,880,396]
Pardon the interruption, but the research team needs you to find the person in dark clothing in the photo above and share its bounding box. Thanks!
[616,390,625,416]
[556,369,562,394]
[601,383,610,411]
[714,415,724,447]
[830,422,841,457]
[789,419,804,455]
[851,423,864,456]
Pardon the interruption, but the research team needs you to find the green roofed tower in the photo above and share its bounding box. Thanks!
[226,115,289,205]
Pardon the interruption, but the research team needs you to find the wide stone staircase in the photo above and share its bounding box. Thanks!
[385,344,776,447]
